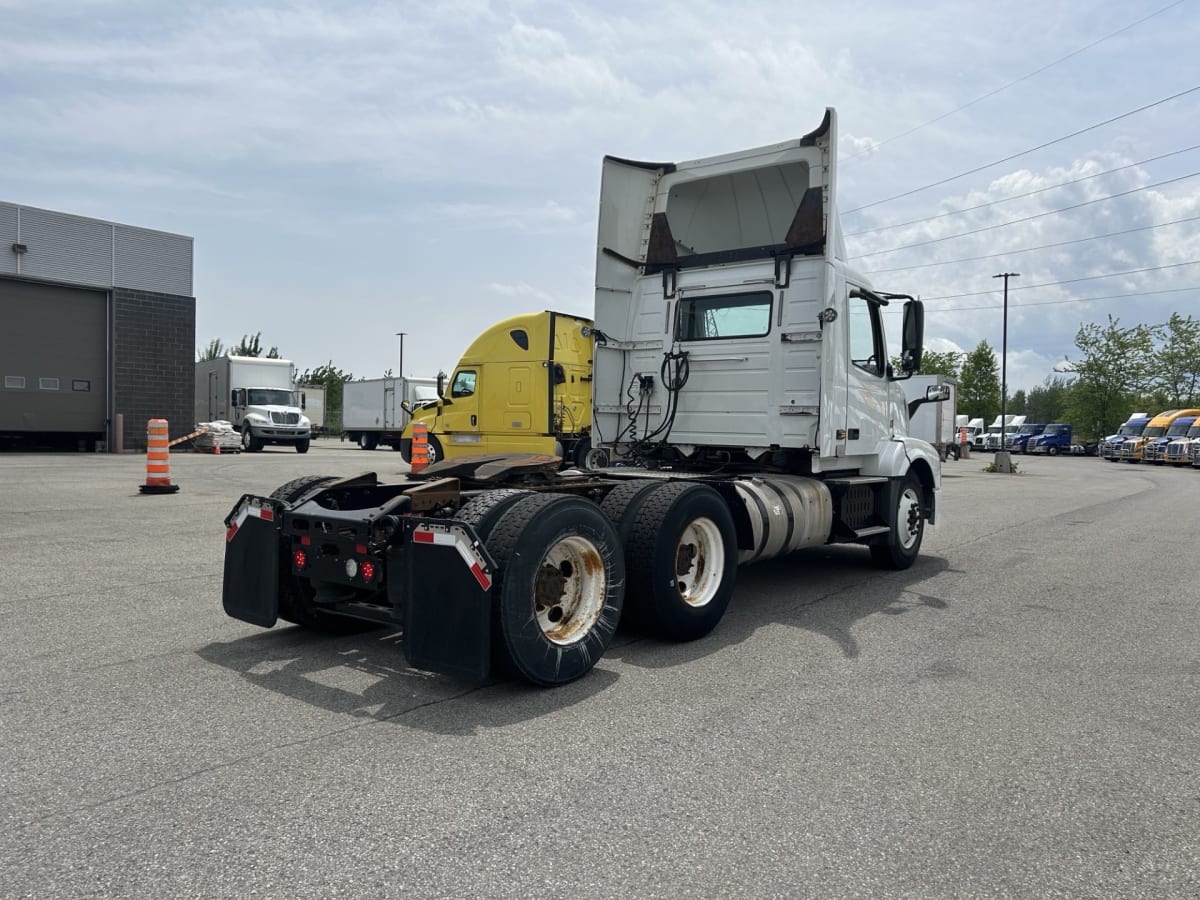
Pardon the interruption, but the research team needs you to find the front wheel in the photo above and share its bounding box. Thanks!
[870,474,924,570]
[1047,445,1059,457]
[241,426,263,453]
[295,439,310,454]
[484,493,624,687]
[425,434,443,466]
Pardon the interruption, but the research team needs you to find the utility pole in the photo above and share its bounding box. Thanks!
[993,272,1019,468]
[395,332,406,379]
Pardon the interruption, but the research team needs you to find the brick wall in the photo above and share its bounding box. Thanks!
[113,288,195,451]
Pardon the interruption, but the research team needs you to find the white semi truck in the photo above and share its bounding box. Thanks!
[195,355,311,453]
[220,108,946,686]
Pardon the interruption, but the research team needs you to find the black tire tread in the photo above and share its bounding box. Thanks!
[453,489,534,539]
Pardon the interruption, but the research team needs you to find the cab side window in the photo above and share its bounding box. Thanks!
[450,371,477,398]
[847,292,884,377]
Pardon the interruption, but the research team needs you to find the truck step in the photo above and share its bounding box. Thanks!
[824,476,888,486]
[853,525,891,539]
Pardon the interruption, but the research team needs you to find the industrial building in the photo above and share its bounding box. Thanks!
[0,201,195,451]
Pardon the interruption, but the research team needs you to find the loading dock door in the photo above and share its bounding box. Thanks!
[0,279,107,433]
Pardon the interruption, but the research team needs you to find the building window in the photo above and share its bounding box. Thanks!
[39,377,61,391]
[72,380,91,392]
[4,376,25,390]
[677,291,772,341]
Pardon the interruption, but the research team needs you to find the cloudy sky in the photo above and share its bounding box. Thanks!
[2,0,1196,390]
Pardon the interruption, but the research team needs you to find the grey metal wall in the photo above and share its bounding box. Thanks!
[0,201,193,296]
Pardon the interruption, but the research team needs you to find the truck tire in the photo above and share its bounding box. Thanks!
[241,426,263,453]
[452,488,534,539]
[870,474,924,570]
[623,482,738,642]
[295,439,310,454]
[425,434,443,466]
[484,493,624,687]
[268,475,375,634]
[1047,444,1059,456]
[572,437,592,469]
[359,433,379,451]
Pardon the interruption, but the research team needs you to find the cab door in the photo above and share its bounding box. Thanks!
[439,368,482,451]
[840,286,890,457]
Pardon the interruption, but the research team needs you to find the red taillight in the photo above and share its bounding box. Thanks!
[293,549,307,570]
[360,560,376,582]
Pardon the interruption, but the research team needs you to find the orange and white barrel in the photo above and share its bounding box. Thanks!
[411,422,430,474]
[139,418,181,494]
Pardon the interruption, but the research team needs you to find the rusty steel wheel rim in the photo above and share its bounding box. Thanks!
[675,517,724,608]
[533,535,607,645]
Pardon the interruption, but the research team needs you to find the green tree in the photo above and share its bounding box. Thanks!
[1010,388,1028,416]
[231,332,281,359]
[1063,315,1158,440]
[958,340,1001,422]
[1153,312,1200,407]
[196,338,225,361]
[298,362,355,434]
[891,348,963,379]
[1025,376,1072,423]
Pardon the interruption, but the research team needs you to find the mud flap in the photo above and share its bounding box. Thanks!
[221,497,282,628]
[399,521,495,682]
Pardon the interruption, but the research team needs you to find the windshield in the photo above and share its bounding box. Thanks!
[1044,425,1066,435]
[1018,425,1043,434]
[247,389,297,406]
[1142,426,1165,438]
[1118,424,1144,435]
[1188,424,1200,438]
[413,386,440,402]
[1166,421,1194,437]
[987,426,1003,434]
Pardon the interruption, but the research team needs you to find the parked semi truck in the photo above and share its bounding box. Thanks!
[1142,415,1197,464]
[966,418,985,448]
[902,375,958,460]
[220,108,947,687]
[343,376,440,450]
[1027,423,1089,455]
[982,415,1025,451]
[195,355,311,453]
[1005,422,1045,453]
[397,311,593,468]
[1119,409,1200,462]
[1100,412,1151,461]
[1165,418,1200,465]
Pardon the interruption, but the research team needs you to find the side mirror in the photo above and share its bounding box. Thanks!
[436,372,446,398]
[901,300,925,374]
[907,382,950,419]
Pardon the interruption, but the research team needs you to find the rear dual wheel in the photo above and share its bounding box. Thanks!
[605,481,738,642]
[456,491,624,687]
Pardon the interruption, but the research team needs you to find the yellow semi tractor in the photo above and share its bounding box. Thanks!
[399,310,593,467]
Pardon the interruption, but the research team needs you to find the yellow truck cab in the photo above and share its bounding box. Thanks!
[1119,408,1200,462]
[401,310,593,467]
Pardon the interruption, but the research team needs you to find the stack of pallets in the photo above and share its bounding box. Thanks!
[193,421,242,454]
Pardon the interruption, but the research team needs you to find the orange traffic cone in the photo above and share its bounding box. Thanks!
[411,422,429,474]
[140,418,180,493]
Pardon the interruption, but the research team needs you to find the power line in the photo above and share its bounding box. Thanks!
[880,285,1198,314]
[842,84,1200,215]
[924,260,1200,301]
[848,171,1200,259]
[863,214,1200,274]
[844,144,1200,238]
[838,0,1189,166]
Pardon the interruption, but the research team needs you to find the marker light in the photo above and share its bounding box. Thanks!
[293,549,307,570]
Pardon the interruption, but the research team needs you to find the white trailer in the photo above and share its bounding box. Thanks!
[902,375,959,460]
[194,355,311,453]
[343,376,439,450]
[298,384,326,435]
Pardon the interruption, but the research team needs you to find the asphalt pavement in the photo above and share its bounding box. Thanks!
[1,441,1197,899]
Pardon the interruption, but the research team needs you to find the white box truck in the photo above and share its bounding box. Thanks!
[298,384,326,436]
[343,376,440,450]
[194,356,311,453]
[902,375,959,460]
